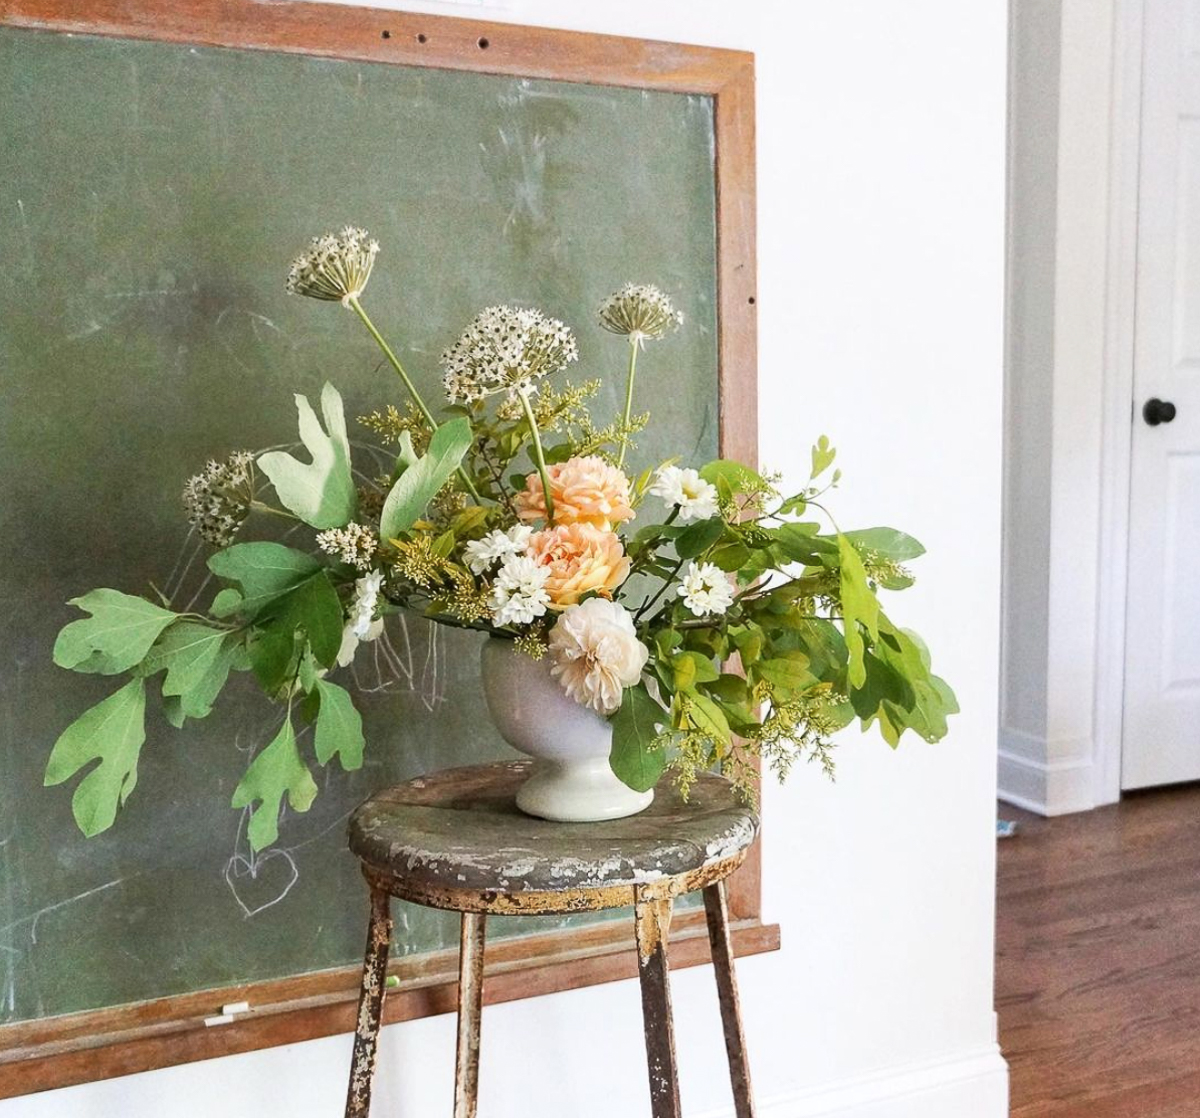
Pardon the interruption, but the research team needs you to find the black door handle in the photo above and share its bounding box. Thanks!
[1144,398,1177,426]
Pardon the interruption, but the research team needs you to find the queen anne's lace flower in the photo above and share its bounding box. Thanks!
[678,561,735,617]
[286,227,379,304]
[548,598,649,715]
[488,555,551,627]
[182,451,256,547]
[440,305,578,404]
[648,465,720,522]
[597,283,683,344]
[463,525,533,576]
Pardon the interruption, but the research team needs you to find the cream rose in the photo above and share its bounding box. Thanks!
[525,522,631,607]
[515,455,634,530]
[548,598,649,715]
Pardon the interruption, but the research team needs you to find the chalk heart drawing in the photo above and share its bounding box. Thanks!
[224,848,299,919]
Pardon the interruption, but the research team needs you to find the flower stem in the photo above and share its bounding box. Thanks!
[518,387,555,526]
[346,295,482,503]
[250,500,302,522]
[635,555,686,623]
[616,339,640,469]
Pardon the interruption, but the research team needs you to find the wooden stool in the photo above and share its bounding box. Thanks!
[343,760,759,1118]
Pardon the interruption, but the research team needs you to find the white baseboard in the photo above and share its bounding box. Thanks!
[997,727,1095,815]
[690,1045,1008,1118]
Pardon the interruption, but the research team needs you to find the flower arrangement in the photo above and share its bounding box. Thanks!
[45,227,957,850]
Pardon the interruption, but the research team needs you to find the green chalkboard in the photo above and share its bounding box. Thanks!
[0,26,718,1026]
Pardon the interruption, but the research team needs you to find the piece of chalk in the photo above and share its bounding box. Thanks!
[204,1014,234,1027]
[385,975,400,989]
[222,1001,251,1015]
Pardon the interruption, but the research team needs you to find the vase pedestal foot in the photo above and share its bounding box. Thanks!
[515,757,653,822]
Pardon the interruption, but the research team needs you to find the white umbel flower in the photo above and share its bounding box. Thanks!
[597,283,683,345]
[182,451,256,547]
[488,555,551,628]
[286,227,380,305]
[440,305,578,404]
[463,525,533,576]
[548,598,649,715]
[678,561,734,617]
[648,465,720,522]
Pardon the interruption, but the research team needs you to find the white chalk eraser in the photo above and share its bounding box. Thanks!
[204,1014,234,1028]
[222,1001,251,1015]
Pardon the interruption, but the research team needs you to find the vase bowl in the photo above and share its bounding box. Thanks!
[480,638,654,822]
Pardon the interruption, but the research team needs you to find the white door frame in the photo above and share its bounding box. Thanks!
[1093,0,1146,805]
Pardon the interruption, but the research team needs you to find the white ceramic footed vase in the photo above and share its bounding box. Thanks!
[480,637,654,822]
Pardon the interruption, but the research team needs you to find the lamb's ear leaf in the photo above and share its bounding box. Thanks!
[257,382,357,529]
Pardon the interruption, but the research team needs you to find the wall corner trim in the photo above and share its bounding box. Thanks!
[691,1044,1008,1118]
[998,727,1096,815]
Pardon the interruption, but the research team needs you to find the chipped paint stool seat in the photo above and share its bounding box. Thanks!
[343,760,760,1118]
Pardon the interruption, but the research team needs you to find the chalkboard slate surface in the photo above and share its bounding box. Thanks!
[0,24,718,1028]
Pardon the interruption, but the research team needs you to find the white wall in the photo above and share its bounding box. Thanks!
[3,2,1008,1115]
[999,0,1121,815]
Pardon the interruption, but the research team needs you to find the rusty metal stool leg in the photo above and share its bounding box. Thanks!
[703,880,756,1117]
[453,912,487,1118]
[345,884,394,1118]
[634,888,681,1118]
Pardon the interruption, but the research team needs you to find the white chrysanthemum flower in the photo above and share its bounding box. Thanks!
[464,525,533,575]
[678,561,735,617]
[488,555,551,627]
[316,522,378,572]
[597,283,683,345]
[440,305,578,404]
[548,598,649,715]
[182,451,256,547]
[648,465,720,522]
[286,226,380,305]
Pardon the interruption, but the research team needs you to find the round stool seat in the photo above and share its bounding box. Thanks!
[348,760,759,914]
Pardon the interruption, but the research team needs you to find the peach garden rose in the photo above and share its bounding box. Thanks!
[515,455,634,530]
[525,522,631,606]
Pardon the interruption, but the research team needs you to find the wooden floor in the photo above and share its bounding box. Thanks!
[998,786,1200,1117]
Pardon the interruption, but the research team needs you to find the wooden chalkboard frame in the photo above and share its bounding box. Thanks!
[0,0,771,1096]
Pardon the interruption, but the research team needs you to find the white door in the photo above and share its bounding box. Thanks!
[1124,0,1200,787]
